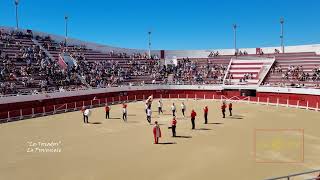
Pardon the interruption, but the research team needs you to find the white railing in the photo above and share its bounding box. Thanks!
[1,92,319,124]
[3,84,320,102]
[265,169,320,180]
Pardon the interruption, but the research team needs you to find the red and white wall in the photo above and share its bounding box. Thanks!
[1,85,320,123]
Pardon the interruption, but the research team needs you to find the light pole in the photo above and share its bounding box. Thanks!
[14,0,19,29]
[148,31,151,59]
[64,15,68,48]
[280,17,285,53]
[233,24,237,55]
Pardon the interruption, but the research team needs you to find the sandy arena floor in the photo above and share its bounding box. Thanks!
[0,99,319,180]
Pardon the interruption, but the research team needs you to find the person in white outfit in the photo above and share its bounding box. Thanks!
[171,103,176,117]
[147,108,152,124]
[83,109,90,123]
[122,103,127,122]
[181,102,186,117]
[158,100,163,115]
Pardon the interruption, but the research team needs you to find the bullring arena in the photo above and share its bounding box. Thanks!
[1,91,320,180]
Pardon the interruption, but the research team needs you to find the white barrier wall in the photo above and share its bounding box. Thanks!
[0,85,223,105]
[2,84,320,105]
[257,87,320,96]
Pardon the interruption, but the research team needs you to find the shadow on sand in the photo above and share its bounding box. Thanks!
[126,121,140,124]
[151,123,165,125]
[88,122,102,125]
[207,122,223,125]
[157,142,176,145]
[194,128,212,131]
[227,115,244,119]
[174,135,192,138]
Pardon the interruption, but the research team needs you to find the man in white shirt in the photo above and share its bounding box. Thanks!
[157,100,163,115]
[145,103,149,114]
[181,102,186,117]
[122,103,127,122]
[83,109,90,123]
[171,103,176,117]
[147,108,152,124]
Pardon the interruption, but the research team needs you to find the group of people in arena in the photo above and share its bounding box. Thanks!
[82,101,128,123]
[80,97,234,144]
[157,100,233,143]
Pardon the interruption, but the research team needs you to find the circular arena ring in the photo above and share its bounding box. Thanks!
[0,85,320,180]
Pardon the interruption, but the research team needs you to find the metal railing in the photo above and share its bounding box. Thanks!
[1,95,143,123]
[265,169,320,180]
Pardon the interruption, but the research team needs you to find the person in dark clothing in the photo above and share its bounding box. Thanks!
[105,104,110,119]
[229,102,233,116]
[203,106,208,124]
[191,109,197,129]
[171,117,177,137]
[221,102,226,118]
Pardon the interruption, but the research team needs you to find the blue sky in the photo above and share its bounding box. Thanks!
[0,0,320,50]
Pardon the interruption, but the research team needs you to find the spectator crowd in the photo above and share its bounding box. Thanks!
[3,29,319,96]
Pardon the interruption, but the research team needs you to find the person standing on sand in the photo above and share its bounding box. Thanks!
[153,121,162,144]
[203,106,208,124]
[105,104,110,119]
[181,102,186,117]
[147,107,152,124]
[145,103,148,114]
[171,117,177,137]
[221,101,227,118]
[158,100,163,115]
[81,106,86,123]
[171,103,176,117]
[83,108,90,123]
[122,103,127,122]
[228,102,233,116]
[191,109,197,129]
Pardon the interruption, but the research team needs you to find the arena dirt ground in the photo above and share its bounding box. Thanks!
[0,99,319,180]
